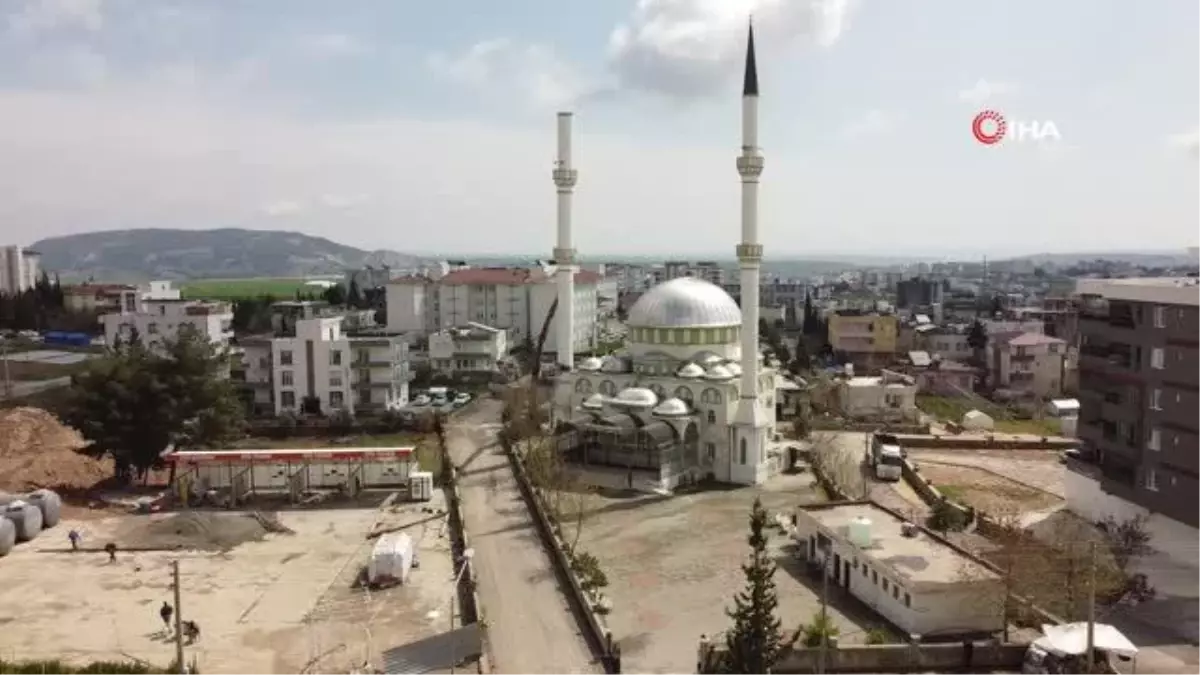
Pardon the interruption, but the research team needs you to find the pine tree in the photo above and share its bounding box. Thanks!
[347,279,363,308]
[723,497,783,674]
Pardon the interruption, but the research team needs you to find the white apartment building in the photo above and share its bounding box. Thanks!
[101,297,233,350]
[0,246,41,294]
[988,331,1066,399]
[793,502,1005,638]
[240,316,410,417]
[428,322,508,375]
[386,266,600,356]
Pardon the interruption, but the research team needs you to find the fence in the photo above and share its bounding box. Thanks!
[441,459,488,674]
[699,639,1029,673]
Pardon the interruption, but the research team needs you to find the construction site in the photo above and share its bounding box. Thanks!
[0,407,470,674]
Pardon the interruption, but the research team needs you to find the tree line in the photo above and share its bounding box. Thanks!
[229,279,386,334]
[0,272,91,332]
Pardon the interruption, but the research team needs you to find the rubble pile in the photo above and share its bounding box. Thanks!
[0,407,111,492]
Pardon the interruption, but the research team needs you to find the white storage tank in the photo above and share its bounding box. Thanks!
[409,471,434,502]
[367,532,415,586]
[848,516,872,549]
[0,518,15,556]
[3,500,44,542]
[26,489,62,528]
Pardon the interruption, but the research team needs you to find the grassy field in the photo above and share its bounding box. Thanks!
[916,394,1061,436]
[2,359,90,381]
[179,277,332,300]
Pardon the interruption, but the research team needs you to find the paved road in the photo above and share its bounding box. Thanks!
[4,376,71,399]
[448,398,600,674]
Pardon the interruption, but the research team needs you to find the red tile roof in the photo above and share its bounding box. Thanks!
[388,275,431,284]
[440,267,604,286]
[65,283,136,295]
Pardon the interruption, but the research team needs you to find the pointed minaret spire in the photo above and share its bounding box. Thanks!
[742,20,759,97]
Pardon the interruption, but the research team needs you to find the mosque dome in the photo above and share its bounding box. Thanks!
[726,362,743,376]
[580,393,606,410]
[677,362,705,379]
[627,277,742,329]
[600,355,630,373]
[705,364,735,381]
[611,387,658,409]
[577,356,603,371]
[652,398,691,418]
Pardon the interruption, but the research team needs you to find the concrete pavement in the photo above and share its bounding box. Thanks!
[447,398,600,674]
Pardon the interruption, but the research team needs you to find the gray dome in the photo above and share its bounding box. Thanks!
[577,356,603,371]
[652,397,691,417]
[705,364,735,381]
[612,387,658,409]
[627,277,742,329]
[581,393,606,410]
[677,362,705,378]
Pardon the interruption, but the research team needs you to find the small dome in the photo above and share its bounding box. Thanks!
[577,356,603,371]
[653,397,691,417]
[700,353,725,366]
[600,355,629,373]
[612,387,658,409]
[627,277,742,329]
[726,362,743,376]
[677,362,705,378]
[580,393,606,410]
[705,364,734,380]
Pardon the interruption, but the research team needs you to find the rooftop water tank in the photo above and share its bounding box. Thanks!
[848,516,872,549]
[3,500,43,542]
[0,518,15,556]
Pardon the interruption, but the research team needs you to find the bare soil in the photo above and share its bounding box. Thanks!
[913,462,1063,517]
[0,407,111,492]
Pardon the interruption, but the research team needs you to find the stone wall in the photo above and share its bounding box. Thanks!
[891,434,1076,450]
[441,458,489,673]
[700,640,1028,673]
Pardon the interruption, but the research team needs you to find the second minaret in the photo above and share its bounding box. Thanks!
[553,112,578,371]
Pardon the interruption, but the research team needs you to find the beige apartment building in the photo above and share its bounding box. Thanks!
[987,331,1067,399]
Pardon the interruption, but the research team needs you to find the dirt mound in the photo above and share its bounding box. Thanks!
[0,407,111,492]
[121,511,292,551]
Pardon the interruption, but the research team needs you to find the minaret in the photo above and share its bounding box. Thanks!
[731,22,769,486]
[553,112,578,371]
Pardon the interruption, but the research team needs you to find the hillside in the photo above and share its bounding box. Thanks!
[31,228,426,282]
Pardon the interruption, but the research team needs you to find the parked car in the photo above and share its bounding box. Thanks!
[453,393,472,407]
[412,395,431,407]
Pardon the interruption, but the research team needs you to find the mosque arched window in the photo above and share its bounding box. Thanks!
[599,380,617,396]
[649,384,667,399]
[701,388,722,405]
[574,378,592,394]
[739,438,747,464]
[674,386,694,403]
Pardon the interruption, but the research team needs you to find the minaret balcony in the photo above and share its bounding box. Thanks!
[736,155,764,178]
[736,244,763,263]
[553,167,578,188]
[553,247,577,264]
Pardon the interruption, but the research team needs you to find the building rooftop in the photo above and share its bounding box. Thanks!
[994,331,1066,347]
[802,502,999,585]
[1076,276,1200,307]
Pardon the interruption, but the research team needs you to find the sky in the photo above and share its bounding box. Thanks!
[0,0,1196,259]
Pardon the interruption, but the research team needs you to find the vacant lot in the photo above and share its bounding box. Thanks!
[573,473,883,674]
[0,497,457,674]
[917,395,1061,437]
[179,277,330,300]
[911,459,1063,518]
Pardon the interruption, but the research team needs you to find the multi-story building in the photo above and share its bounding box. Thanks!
[344,265,394,290]
[100,296,233,350]
[723,279,808,327]
[428,323,508,375]
[894,276,944,309]
[64,283,138,314]
[827,311,899,369]
[1071,277,1199,600]
[385,266,601,356]
[987,332,1066,400]
[239,315,410,417]
[0,246,41,294]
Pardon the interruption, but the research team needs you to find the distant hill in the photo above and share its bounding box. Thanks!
[31,228,427,282]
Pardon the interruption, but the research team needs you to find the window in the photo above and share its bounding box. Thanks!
[281,391,295,408]
[331,350,342,366]
[904,593,911,607]
[706,443,716,462]
[1150,388,1162,411]
[330,373,343,388]
[862,564,868,577]
[893,586,900,600]
[1145,468,1160,492]
[280,350,293,366]
[882,578,889,592]
[739,439,747,464]
[872,570,878,584]
[281,371,294,386]
[1153,306,1166,328]
[707,410,716,424]
[1151,348,1164,370]
[330,391,344,408]
[1148,427,1161,451]
[147,323,159,334]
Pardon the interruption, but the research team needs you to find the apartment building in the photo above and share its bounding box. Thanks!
[101,296,234,350]
[723,279,808,327]
[0,246,41,294]
[652,260,726,287]
[428,323,508,375]
[65,283,138,314]
[894,276,945,309]
[827,311,899,369]
[385,266,600,356]
[239,315,410,417]
[987,332,1066,400]
[1072,277,1199,596]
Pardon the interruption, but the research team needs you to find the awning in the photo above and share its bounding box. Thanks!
[1038,623,1139,657]
[382,623,484,674]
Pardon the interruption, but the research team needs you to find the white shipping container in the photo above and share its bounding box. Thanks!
[367,532,414,585]
[409,471,434,502]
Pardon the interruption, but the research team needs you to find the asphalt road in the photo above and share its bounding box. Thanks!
[447,398,600,674]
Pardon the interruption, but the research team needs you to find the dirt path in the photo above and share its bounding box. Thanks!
[447,398,600,674]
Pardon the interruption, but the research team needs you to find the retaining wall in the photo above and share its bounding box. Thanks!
[699,640,1028,673]
[502,436,621,673]
[891,434,1076,450]
[442,460,489,673]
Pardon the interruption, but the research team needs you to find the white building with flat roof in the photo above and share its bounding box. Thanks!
[101,298,234,350]
[427,322,508,375]
[793,502,1005,638]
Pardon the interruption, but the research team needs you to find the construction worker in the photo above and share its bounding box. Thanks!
[160,602,174,632]
[104,542,118,563]
[67,529,81,551]
[182,620,200,644]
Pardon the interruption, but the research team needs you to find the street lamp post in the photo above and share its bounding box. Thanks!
[427,547,475,675]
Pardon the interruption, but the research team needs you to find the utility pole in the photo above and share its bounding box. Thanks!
[817,553,830,675]
[1,341,11,399]
[1002,549,1014,643]
[172,560,185,674]
[1085,541,1097,673]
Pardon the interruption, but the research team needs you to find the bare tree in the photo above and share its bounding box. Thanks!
[807,432,868,500]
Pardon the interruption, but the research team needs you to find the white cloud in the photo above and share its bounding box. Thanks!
[841,109,896,139]
[606,0,856,99]
[319,193,369,209]
[428,39,588,109]
[7,0,104,37]
[260,200,306,218]
[297,33,369,59]
[958,79,1018,106]
[1167,128,1199,158]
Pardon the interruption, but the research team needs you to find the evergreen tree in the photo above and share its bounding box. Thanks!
[723,497,783,674]
[347,279,363,308]
[789,338,812,375]
[323,284,347,306]
[802,292,815,335]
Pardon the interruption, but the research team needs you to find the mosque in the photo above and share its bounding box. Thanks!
[550,24,781,491]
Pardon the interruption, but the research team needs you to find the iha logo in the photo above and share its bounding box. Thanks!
[972,110,1061,146]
